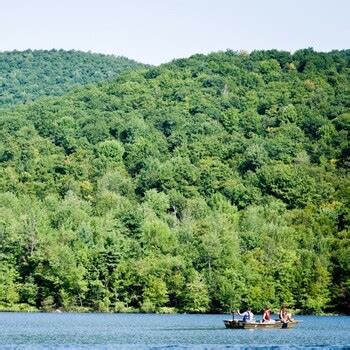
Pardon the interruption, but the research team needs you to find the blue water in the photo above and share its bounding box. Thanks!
[0,313,349,349]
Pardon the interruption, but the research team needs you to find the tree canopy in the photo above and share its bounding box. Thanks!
[0,49,143,108]
[0,48,349,314]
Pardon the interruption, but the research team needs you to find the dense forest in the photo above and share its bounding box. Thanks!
[0,49,142,108]
[0,49,349,314]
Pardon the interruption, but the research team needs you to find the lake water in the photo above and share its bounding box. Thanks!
[0,313,349,349]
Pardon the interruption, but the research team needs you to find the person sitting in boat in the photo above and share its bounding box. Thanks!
[279,306,294,322]
[236,308,254,322]
[262,307,275,323]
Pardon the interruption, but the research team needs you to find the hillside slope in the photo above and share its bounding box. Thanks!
[0,49,349,313]
[0,49,143,108]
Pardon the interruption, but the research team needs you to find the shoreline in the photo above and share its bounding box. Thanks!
[0,306,344,316]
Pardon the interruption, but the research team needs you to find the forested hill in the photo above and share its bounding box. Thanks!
[0,49,349,314]
[0,49,143,108]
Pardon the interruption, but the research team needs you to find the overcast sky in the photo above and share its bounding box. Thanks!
[1,0,349,65]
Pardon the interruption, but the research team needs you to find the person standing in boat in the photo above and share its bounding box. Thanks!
[279,305,294,322]
[236,307,254,322]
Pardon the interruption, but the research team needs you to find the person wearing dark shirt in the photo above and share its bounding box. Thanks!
[262,307,271,323]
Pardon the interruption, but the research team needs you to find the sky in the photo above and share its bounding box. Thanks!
[0,0,349,65]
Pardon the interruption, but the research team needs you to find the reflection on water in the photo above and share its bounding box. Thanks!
[0,313,349,349]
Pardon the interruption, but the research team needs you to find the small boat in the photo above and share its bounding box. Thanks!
[223,319,299,329]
